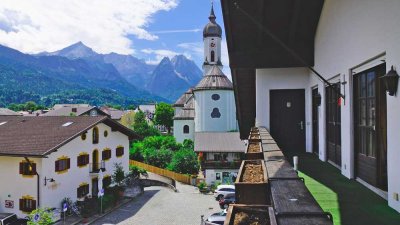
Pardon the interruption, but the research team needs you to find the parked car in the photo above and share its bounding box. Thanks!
[213,184,235,200]
[219,193,236,209]
[204,209,227,225]
[0,213,27,225]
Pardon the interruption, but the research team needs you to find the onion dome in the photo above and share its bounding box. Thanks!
[203,4,222,38]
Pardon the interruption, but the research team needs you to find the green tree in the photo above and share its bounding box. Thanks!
[182,139,194,150]
[28,208,54,225]
[133,110,160,137]
[112,163,126,187]
[167,148,199,174]
[154,102,174,133]
[142,147,173,168]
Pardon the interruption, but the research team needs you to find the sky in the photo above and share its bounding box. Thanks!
[0,0,230,76]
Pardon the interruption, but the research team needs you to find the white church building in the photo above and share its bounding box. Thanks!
[173,5,244,184]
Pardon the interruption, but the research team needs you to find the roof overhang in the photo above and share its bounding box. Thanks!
[221,0,324,138]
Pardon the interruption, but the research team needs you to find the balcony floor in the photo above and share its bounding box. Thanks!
[284,152,400,225]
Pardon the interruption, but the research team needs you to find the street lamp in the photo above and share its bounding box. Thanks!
[44,177,55,186]
[381,66,399,96]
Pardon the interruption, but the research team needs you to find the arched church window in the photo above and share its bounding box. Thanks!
[212,94,220,101]
[183,125,189,134]
[211,51,215,62]
[211,108,221,118]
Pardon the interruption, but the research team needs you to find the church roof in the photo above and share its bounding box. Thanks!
[194,66,233,91]
[174,96,195,120]
[203,4,222,38]
[173,88,194,107]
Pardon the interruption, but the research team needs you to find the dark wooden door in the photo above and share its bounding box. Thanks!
[92,178,98,197]
[326,83,341,166]
[270,89,306,153]
[354,64,387,190]
[312,88,319,155]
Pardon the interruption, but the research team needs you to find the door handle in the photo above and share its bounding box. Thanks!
[298,121,304,130]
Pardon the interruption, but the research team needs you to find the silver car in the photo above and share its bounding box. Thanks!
[204,210,227,225]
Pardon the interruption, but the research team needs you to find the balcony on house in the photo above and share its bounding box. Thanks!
[200,152,243,170]
[89,161,106,174]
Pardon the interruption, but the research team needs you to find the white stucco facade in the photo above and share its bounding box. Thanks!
[205,169,238,185]
[254,0,400,212]
[0,123,130,218]
[194,90,237,132]
[173,119,195,143]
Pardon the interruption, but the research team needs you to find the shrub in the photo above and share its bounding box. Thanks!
[142,147,173,168]
[130,141,144,161]
[27,208,54,225]
[198,181,207,191]
[112,163,126,187]
[167,148,199,174]
[129,165,148,179]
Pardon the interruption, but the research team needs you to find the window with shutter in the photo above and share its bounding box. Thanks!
[77,184,90,198]
[19,161,36,176]
[55,158,70,173]
[77,154,89,167]
[102,149,111,160]
[116,147,124,157]
[19,198,36,212]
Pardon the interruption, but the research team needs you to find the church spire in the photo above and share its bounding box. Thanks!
[209,2,216,22]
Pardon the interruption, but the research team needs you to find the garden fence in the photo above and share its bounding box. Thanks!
[130,160,192,185]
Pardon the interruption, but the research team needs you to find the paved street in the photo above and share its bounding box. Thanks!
[91,182,220,225]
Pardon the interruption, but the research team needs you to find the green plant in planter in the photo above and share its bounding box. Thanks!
[197,181,208,193]
[27,208,54,225]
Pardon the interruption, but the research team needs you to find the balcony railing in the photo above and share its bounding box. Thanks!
[201,160,242,169]
[89,161,106,174]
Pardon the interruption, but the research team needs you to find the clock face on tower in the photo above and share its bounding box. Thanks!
[210,43,215,48]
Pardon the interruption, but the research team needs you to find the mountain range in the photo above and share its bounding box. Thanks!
[0,42,202,107]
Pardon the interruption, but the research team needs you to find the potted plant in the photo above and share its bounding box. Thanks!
[224,204,277,225]
[235,160,270,205]
[197,181,208,193]
[245,141,264,160]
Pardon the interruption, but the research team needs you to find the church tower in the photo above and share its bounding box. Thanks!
[202,3,223,75]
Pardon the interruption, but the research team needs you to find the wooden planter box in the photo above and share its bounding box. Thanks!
[224,204,277,225]
[250,127,259,133]
[248,133,261,142]
[245,141,263,160]
[235,160,270,205]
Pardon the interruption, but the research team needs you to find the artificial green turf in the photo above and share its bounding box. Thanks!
[286,153,400,225]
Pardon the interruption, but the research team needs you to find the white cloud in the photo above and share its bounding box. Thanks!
[0,0,178,54]
[141,48,186,65]
[151,28,201,34]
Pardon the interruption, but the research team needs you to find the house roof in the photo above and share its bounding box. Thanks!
[194,66,233,91]
[174,96,195,120]
[42,106,107,117]
[138,104,156,113]
[100,107,129,120]
[194,132,245,152]
[0,116,139,157]
[0,108,21,116]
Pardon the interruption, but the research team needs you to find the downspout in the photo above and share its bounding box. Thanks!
[24,157,40,208]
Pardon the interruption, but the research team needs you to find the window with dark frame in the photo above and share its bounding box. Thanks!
[116,147,124,157]
[77,154,89,167]
[77,184,89,198]
[93,127,99,144]
[19,198,36,212]
[211,50,215,62]
[102,149,112,160]
[183,125,189,134]
[55,158,70,172]
[211,94,220,101]
[103,176,112,187]
[19,162,36,175]
[211,108,221,118]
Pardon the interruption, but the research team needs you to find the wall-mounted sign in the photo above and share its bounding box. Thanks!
[5,200,14,208]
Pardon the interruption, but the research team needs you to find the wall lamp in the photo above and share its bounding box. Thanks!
[381,66,399,96]
[44,177,55,186]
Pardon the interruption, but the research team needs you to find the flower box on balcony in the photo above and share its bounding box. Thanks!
[245,141,263,160]
[224,204,277,225]
[248,133,261,142]
[235,160,270,205]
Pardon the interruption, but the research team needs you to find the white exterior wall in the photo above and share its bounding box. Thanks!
[310,0,400,212]
[205,169,238,185]
[173,119,195,143]
[255,68,312,152]
[194,90,237,132]
[0,157,42,218]
[0,123,130,217]
[203,36,223,75]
